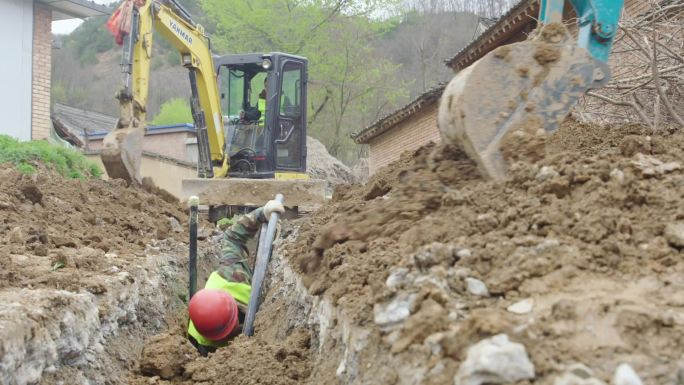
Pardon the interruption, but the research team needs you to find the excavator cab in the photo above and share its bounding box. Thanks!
[216,53,308,179]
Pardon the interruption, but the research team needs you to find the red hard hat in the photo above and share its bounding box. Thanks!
[188,289,239,341]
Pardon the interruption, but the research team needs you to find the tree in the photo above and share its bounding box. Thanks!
[151,98,193,125]
[379,10,480,98]
[199,0,407,164]
[578,5,684,131]
[401,0,517,18]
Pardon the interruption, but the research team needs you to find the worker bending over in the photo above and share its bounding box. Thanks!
[187,199,284,353]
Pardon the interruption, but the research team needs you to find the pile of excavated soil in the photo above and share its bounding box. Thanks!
[128,120,684,385]
[351,157,370,184]
[286,120,684,383]
[0,166,187,291]
[130,327,312,385]
[306,136,356,185]
[0,166,210,385]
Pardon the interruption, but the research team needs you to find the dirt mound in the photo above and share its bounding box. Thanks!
[283,120,684,383]
[130,328,312,385]
[306,136,355,185]
[125,120,683,385]
[138,333,199,380]
[0,166,187,291]
[0,164,208,385]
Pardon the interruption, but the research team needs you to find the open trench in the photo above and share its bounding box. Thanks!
[0,220,363,385]
[125,225,387,385]
[0,150,376,385]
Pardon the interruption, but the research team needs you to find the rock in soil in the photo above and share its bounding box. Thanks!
[507,298,534,314]
[374,293,416,327]
[664,222,684,248]
[555,372,607,385]
[454,334,535,385]
[465,277,489,297]
[612,364,644,385]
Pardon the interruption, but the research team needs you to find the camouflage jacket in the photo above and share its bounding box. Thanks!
[215,207,266,285]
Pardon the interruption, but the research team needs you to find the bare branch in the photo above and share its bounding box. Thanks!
[578,7,683,130]
[644,24,684,127]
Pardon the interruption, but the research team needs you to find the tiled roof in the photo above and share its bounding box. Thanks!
[351,83,446,144]
[444,0,539,71]
[51,103,196,147]
[52,103,118,144]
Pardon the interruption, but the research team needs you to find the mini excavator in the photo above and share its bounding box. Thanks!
[102,0,324,214]
[439,0,625,179]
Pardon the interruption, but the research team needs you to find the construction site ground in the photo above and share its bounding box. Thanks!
[2,119,684,385]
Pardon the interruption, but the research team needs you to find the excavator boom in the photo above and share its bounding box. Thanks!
[102,0,226,185]
[438,0,624,179]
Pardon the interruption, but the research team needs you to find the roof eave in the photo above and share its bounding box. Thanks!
[352,84,446,144]
[40,0,110,21]
[444,0,539,71]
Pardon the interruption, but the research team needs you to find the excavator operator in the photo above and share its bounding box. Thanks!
[187,199,284,354]
[258,76,267,124]
[238,76,267,124]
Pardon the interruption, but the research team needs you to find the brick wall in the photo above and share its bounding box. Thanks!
[31,3,52,140]
[368,102,440,174]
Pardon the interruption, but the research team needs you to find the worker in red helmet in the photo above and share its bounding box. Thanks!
[187,199,285,354]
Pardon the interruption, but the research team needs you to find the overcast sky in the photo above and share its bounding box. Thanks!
[52,0,117,35]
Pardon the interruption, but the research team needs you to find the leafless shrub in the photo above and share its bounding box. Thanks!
[402,0,518,18]
[576,0,684,131]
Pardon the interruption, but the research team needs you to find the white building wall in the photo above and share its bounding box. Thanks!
[0,0,34,141]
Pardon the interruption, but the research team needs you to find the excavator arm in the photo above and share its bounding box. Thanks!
[102,0,227,184]
[438,0,624,180]
[541,0,623,62]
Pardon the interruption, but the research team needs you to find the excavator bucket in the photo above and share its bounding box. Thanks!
[101,125,144,185]
[438,24,610,180]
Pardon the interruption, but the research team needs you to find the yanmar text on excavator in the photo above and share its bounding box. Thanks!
[103,0,325,214]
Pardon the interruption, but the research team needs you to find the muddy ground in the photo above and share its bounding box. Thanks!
[3,119,683,385]
[128,120,684,385]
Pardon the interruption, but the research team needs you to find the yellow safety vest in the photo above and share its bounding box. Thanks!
[258,97,266,124]
[187,271,251,347]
